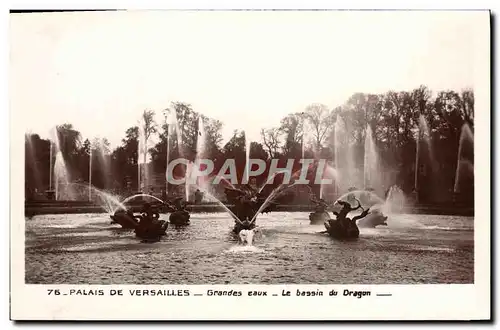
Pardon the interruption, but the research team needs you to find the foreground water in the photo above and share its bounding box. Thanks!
[25,212,473,284]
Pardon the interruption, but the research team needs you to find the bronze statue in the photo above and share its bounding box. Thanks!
[324,198,370,240]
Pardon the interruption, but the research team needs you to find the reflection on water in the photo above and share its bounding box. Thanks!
[25,212,474,284]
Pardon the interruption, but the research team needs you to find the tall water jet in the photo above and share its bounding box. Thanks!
[333,116,341,191]
[418,115,438,172]
[165,110,182,196]
[49,126,75,200]
[137,117,150,193]
[245,131,251,184]
[320,164,339,200]
[193,116,209,197]
[302,119,312,159]
[88,138,111,198]
[54,151,74,200]
[49,142,53,192]
[454,123,474,193]
[334,116,356,193]
[88,146,92,201]
[185,161,192,202]
[414,124,421,196]
[363,125,382,195]
[94,138,112,190]
[384,185,406,214]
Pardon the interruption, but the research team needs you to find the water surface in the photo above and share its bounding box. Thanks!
[25,212,474,284]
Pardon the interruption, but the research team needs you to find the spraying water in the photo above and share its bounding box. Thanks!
[454,123,474,193]
[165,110,181,195]
[188,116,210,200]
[88,146,92,201]
[250,180,301,224]
[60,182,127,214]
[137,117,147,192]
[245,131,251,184]
[257,169,291,194]
[194,185,244,225]
[185,161,192,202]
[320,164,339,199]
[414,124,421,193]
[120,193,166,206]
[384,185,406,213]
[49,142,53,191]
[54,152,74,200]
[238,229,255,245]
[302,119,311,159]
[418,115,438,173]
[48,126,76,200]
[363,125,382,194]
[334,116,357,192]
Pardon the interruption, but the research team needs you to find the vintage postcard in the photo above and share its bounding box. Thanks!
[10,9,490,321]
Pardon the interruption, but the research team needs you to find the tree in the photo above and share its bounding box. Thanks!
[202,115,224,160]
[260,127,282,159]
[25,133,51,196]
[303,103,335,152]
[279,112,305,157]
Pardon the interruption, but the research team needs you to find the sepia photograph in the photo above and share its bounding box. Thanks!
[10,8,490,321]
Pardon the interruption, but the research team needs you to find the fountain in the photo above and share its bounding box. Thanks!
[307,163,339,224]
[222,168,301,235]
[384,185,406,213]
[363,125,383,196]
[47,127,77,201]
[245,131,251,184]
[88,138,111,200]
[302,119,311,159]
[188,116,210,201]
[137,117,147,193]
[413,115,440,202]
[165,110,182,196]
[67,183,127,214]
[334,115,358,193]
[53,151,74,200]
[120,193,166,207]
[418,115,438,173]
[109,192,190,228]
[108,192,171,232]
[453,123,474,196]
[185,161,193,202]
[238,229,255,246]
[88,146,92,201]
[48,140,54,199]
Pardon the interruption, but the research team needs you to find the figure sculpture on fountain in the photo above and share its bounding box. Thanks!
[111,202,168,239]
[134,202,169,239]
[324,198,370,240]
[165,196,191,226]
[224,179,282,234]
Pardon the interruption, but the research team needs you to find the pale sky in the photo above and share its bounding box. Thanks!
[11,10,485,148]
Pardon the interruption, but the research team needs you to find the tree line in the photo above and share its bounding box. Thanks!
[25,85,474,203]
